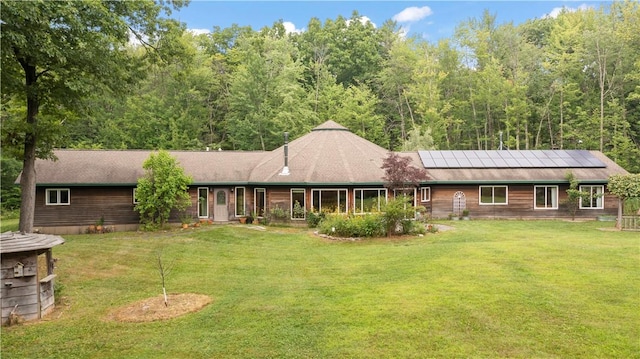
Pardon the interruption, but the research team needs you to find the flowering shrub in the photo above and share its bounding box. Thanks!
[318,213,385,238]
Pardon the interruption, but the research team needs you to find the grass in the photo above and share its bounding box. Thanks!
[1,220,638,358]
[0,214,19,232]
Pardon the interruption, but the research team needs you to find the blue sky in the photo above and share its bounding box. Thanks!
[170,1,609,42]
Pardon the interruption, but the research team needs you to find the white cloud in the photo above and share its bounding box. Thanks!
[283,21,304,34]
[346,16,377,28]
[543,4,593,18]
[188,28,211,36]
[393,6,433,23]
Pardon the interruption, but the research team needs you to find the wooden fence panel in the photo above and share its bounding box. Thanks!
[621,216,640,231]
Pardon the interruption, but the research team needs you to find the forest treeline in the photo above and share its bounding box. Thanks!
[2,1,639,174]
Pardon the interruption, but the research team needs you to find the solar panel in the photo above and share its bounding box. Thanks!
[418,150,607,169]
[456,157,473,167]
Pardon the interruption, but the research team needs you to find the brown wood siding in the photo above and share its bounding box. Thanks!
[268,188,293,214]
[34,184,621,232]
[431,184,618,219]
[34,187,140,227]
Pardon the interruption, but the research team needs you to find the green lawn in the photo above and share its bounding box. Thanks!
[1,221,638,358]
[0,216,18,232]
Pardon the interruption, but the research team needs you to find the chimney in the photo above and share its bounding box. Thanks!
[279,132,290,176]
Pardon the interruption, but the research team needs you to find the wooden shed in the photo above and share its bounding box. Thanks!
[1,232,64,325]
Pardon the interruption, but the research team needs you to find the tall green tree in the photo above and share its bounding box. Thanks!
[135,150,192,229]
[227,29,312,150]
[377,37,419,145]
[1,0,187,232]
[0,156,22,211]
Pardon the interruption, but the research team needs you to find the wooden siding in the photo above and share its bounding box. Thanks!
[33,184,621,233]
[430,184,618,219]
[35,186,237,231]
[268,188,294,213]
[1,251,42,325]
[34,186,140,228]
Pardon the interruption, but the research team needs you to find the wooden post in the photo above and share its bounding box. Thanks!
[616,198,622,230]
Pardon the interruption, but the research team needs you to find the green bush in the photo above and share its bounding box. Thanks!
[400,219,426,235]
[318,213,385,238]
[266,205,289,223]
[306,211,326,228]
[381,196,420,236]
[359,214,386,237]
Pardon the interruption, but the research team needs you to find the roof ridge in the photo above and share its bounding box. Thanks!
[312,120,349,131]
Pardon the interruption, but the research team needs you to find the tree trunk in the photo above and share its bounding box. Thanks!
[18,61,39,233]
[616,197,622,230]
[559,85,564,149]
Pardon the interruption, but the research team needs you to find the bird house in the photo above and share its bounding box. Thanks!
[13,262,24,278]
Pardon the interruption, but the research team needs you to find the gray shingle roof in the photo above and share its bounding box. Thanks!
[248,120,390,184]
[1,232,65,254]
[31,121,392,186]
[29,121,627,186]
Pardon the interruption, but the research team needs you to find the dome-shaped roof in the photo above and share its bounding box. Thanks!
[248,120,390,184]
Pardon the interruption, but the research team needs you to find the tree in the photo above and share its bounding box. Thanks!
[381,153,429,236]
[0,156,22,211]
[608,173,640,228]
[402,126,436,151]
[564,171,590,220]
[381,152,429,191]
[1,0,187,233]
[226,29,312,150]
[155,250,175,307]
[377,37,419,145]
[135,151,192,229]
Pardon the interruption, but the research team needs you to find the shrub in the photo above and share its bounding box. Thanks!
[306,211,326,228]
[381,196,418,236]
[318,213,385,238]
[400,219,426,235]
[267,205,289,223]
[359,214,386,237]
[292,200,305,219]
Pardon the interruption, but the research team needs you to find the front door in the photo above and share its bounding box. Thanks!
[214,189,229,222]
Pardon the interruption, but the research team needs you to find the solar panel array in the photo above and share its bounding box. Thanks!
[418,150,606,169]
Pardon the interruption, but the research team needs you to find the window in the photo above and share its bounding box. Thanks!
[479,186,508,205]
[46,189,70,205]
[354,188,387,214]
[534,185,558,209]
[216,190,226,205]
[420,187,431,202]
[312,189,347,213]
[235,187,246,217]
[254,188,266,217]
[291,188,306,220]
[198,187,208,218]
[133,188,139,204]
[580,185,604,209]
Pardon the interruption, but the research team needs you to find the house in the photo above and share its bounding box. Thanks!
[26,120,628,234]
[1,232,64,325]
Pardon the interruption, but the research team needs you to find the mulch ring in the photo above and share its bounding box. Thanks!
[106,293,212,323]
